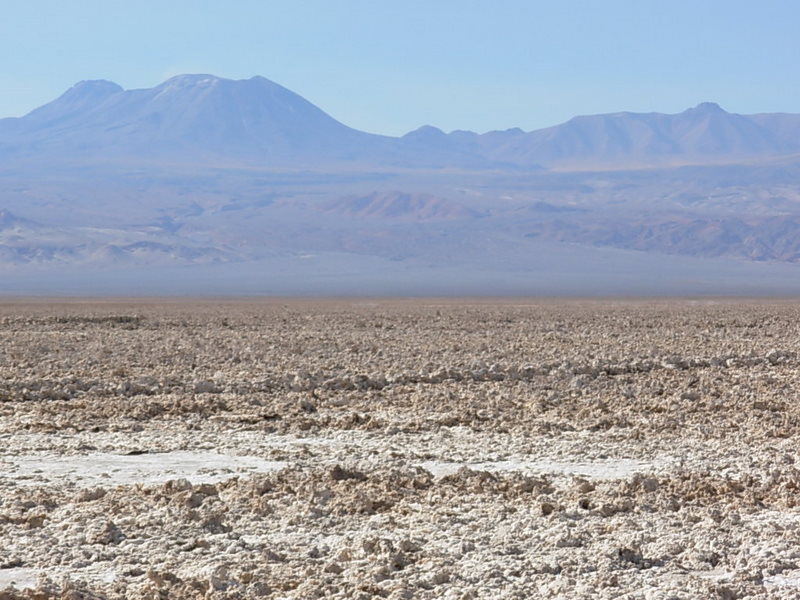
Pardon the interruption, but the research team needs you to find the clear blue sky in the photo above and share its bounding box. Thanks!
[2,0,798,135]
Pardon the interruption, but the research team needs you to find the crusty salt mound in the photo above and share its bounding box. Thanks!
[1,299,800,598]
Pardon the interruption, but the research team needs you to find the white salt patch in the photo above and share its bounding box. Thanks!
[418,458,660,479]
[2,451,287,487]
[0,566,117,591]
[765,571,800,588]
[697,570,735,582]
[0,567,40,590]
[263,434,338,448]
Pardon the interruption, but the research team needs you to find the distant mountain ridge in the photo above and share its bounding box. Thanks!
[1,74,799,168]
[485,102,799,167]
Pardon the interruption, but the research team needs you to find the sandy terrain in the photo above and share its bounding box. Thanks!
[2,298,800,599]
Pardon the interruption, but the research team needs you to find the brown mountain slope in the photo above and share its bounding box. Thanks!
[321,191,483,221]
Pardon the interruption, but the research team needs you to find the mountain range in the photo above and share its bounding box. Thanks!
[2,74,800,295]
[2,74,800,169]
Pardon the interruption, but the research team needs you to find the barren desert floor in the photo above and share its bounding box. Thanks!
[2,299,800,599]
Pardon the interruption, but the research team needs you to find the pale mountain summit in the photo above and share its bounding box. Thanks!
[0,74,390,164]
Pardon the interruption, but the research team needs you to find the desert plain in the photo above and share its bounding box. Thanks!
[1,299,800,599]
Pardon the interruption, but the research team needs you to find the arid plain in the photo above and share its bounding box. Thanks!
[2,299,800,599]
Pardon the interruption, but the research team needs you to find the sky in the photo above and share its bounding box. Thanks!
[1,0,799,136]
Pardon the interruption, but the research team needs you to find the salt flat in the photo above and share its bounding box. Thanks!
[1,299,800,599]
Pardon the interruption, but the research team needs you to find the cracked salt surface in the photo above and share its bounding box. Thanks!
[0,451,287,487]
[417,457,670,479]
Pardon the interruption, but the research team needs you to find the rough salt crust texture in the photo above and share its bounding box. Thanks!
[2,299,800,599]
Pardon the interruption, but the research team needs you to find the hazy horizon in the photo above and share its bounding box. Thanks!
[3,2,800,296]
